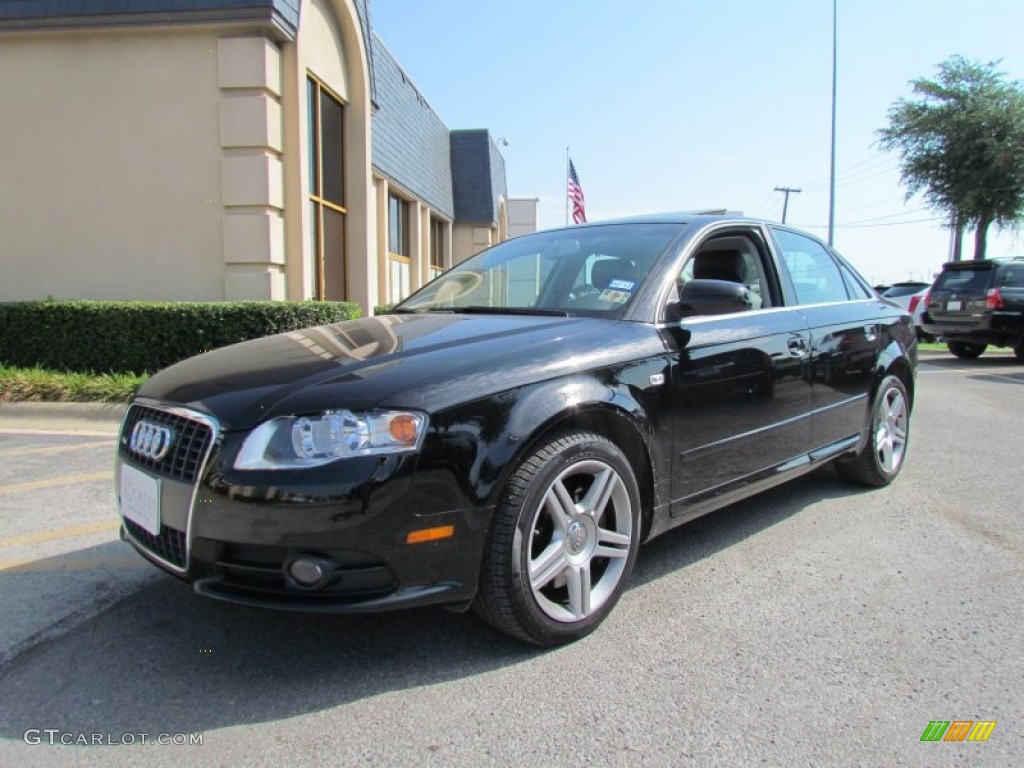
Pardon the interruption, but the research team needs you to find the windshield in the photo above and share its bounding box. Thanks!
[934,267,992,293]
[393,224,681,317]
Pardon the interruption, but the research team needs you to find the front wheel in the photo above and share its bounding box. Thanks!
[836,375,910,487]
[948,341,987,359]
[474,431,641,646]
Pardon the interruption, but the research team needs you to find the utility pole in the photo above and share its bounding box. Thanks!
[774,186,802,223]
[828,0,838,245]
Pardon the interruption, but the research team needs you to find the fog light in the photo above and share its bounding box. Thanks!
[285,555,335,588]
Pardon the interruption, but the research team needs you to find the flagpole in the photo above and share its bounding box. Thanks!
[565,147,570,226]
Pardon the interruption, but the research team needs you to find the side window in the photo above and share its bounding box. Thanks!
[772,228,850,305]
[999,265,1024,287]
[679,234,773,309]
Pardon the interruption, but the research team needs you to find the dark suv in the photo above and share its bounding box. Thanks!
[922,257,1024,360]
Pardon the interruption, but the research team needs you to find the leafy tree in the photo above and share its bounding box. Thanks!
[878,56,1024,260]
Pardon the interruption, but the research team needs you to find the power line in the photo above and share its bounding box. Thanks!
[799,216,943,230]
[834,207,928,226]
[832,194,911,213]
[749,188,780,219]
[839,217,943,228]
[802,160,900,192]
[797,154,897,191]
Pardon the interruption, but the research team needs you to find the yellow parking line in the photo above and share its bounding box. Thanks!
[0,439,114,459]
[0,519,121,550]
[0,556,145,573]
[0,471,112,496]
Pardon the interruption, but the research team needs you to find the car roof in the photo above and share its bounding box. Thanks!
[552,212,779,230]
[940,256,1024,269]
[536,213,836,256]
[602,211,749,224]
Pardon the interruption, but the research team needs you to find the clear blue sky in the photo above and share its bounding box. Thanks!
[370,0,1024,286]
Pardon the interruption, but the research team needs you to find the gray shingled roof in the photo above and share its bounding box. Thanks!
[0,1,301,36]
[450,130,506,225]
[370,37,507,225]
[370,34,455,219]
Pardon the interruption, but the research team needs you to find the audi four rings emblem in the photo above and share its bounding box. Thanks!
[129,420,175,461]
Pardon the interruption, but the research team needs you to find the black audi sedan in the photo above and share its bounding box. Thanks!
[116,214,916,646]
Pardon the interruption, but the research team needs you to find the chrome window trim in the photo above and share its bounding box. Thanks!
[119,398,221,575]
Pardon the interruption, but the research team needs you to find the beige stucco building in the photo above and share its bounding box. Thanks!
[0,1,515,314]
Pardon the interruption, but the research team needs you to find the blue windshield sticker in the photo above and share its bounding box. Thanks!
[608,279,637,291]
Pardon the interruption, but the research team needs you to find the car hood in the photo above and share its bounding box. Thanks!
[137,313,652,431]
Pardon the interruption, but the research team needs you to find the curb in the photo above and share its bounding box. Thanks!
[917,347,1014,356]
[0,402,127,433]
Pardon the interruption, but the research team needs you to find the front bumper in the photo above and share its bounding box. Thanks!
[116,400,490,613]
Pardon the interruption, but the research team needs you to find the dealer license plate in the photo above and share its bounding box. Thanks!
[120,464,160,536]
[946,300,964,311]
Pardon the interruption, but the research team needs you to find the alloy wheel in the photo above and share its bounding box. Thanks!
[527,459,633,622]
[873,384,908,474]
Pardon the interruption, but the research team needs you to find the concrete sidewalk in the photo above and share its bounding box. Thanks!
[0,402,126,434]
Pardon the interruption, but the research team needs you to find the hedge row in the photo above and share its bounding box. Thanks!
[0,300,361,374]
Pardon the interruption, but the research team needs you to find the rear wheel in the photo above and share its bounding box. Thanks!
[836,375,910,487]
[474,431,640,646]
[947,341,987,359]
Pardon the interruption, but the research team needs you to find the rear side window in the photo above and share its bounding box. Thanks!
[838,262,873,299]
[998,265,1024,286]
[934,268,992,292]
[772,228,849,305]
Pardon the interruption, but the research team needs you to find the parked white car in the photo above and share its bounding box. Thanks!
[882,282,932,341]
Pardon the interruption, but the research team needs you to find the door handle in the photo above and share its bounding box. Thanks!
[863,324,878,342]
[787,337,808,357]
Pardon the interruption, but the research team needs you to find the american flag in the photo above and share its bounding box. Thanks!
[568,159,587,224]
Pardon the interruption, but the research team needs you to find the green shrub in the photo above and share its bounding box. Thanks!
[0,300,361,374]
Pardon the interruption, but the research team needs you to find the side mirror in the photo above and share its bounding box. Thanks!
[676,279,753,317]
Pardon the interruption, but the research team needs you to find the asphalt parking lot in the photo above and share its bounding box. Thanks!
[0,350,1021,766]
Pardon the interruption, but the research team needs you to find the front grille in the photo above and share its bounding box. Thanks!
[125,520,187,568]
[119,404,213,483]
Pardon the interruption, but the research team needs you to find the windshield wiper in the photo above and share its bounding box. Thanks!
[451,306,570,317]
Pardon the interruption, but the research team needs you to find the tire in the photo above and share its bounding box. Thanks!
[947,341,987,359]
[474,431,641,646]
[1014,343,1024,362]
[836,375,910,488]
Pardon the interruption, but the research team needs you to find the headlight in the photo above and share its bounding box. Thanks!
[234,410,427,470]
